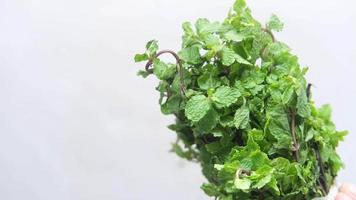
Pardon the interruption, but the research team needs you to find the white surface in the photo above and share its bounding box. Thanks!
[0,0,355,199]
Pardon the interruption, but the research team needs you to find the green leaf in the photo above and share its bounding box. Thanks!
[152,59,176,80]
[201,183,220,196]
[198,74,221,90]
[234,105,250,129]
[249,129,264,141]
[145,40,159,57]
[179,46,202,64]
[251,166,274,189]
[223,30,244,42]
[248,151,270,170]
[185,95,211,122]
[214,164,224,171]
[221,47,236,66]
[267,14,284,32]
[161,94,181,115]
[267,178,280,195]
[233,0,247,14]
[235,53,252,65]
[305,129,316,142]
[196,108,219,132]
[197,66,221,90]
[182,21,195,35]
[282,86,294,105]
[255,173,272,189]
[234,177,251,190]
[212,86,241,108]
[317,104,332,121]
[182,22,200,48]
[266,106,292,149]
[134,40,158,63]
[206,141,222,154]
[137,70,150,78]
[203,34,222,51]
[171,143,193,160]
[220,115,235,128]
[297,88,311,117]
[134,53,149,62]
[195,18,222,36]
[211,129,225,137]
[266,41,290,58]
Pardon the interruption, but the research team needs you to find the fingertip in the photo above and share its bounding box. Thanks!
[339,183,356,198]
[335,193,352,200]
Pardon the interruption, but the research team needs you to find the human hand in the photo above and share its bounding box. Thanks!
[335,184,356,200]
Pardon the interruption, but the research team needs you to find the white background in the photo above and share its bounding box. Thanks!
[0,0,355,199]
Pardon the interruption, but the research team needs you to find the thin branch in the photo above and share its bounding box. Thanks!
[259,191,265,200]
[317,179,327,196]
[289,108,300,161]
[262,28,275,43]
[314,143,328,195]
[306,84,328,194]
[307,83,312,100]
[260,27,276,72]
[145,50,186,95]
[236,168,251,178]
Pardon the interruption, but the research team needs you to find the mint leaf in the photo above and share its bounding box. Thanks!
[196,108,219,132]
[233,0,247,14]
[179,46,202,64]
[267,14,284,32]
[137,70,150,78]
[234,177,251,190]
[281,86,294,105]
[134,53,149,62]
[195,18,222,36]
[203,34,222,52]
[234,105,250,129]
[152,59,176,80]
[161,94,181,115]
[185,95,211,122]
[221,47,236,66]
[212,86,241,108]
[297,88,311,117]
[223,30,244,42]
[197,66,221,90]
[182,21,195,35]
[145,40,159,57]
[235,53,252,65]
[201,183,220,196]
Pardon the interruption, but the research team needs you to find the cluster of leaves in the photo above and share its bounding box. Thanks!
[134,0,347,199]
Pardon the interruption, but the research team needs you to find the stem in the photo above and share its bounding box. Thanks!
[260,27,276,72]
[305,84,328,194]
[317,179,327,196]
[262,28,275,42]
[259,191,265,200]
[145,50,186,95]
[289,108,300,161]
[314,143,328,195]
[237,168,251,177]
[307,83,312,100]
[306,84,327,193]
[202,137,209,144]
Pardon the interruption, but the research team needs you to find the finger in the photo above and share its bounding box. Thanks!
[335,192,353,200]
[339,183,356,199]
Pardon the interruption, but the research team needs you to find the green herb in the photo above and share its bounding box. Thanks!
[134,0,347,199]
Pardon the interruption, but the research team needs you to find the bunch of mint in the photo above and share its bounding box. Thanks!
[134,0,347,199]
